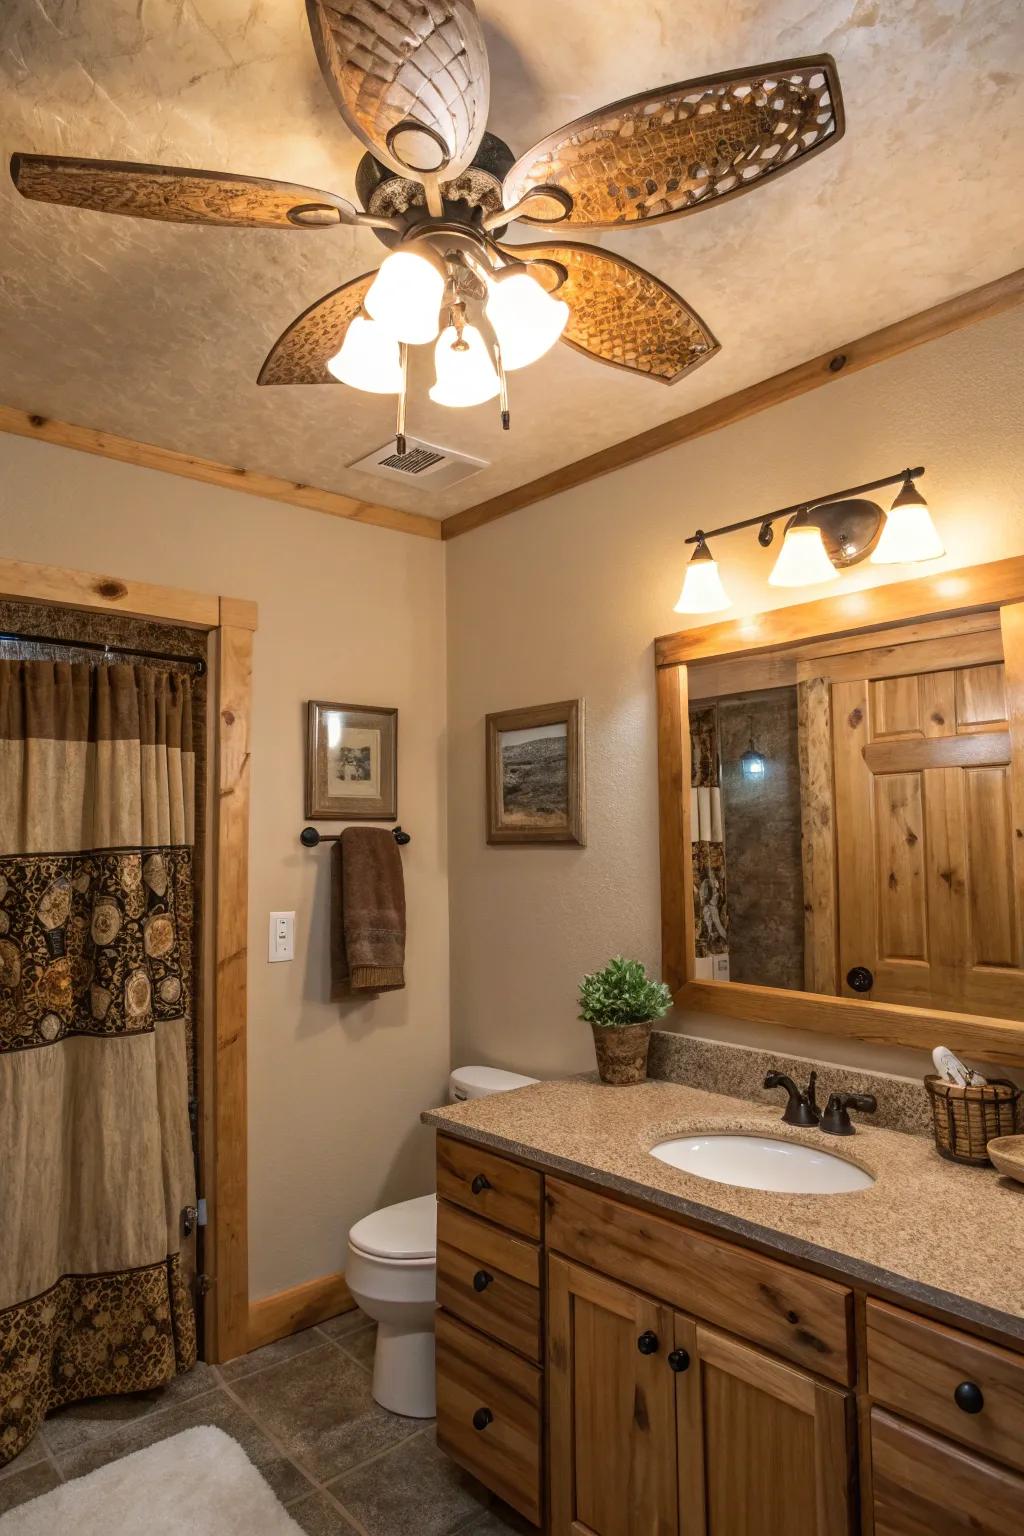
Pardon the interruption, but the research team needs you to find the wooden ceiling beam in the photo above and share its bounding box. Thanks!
[440,267,1024,541]
[0,405,442,541]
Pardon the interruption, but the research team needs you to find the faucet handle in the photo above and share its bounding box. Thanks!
[763,1070,821,1128]
[820,1091,878,1136]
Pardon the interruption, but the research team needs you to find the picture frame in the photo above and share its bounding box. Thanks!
[486,699,586,846]
[305,700,398,821]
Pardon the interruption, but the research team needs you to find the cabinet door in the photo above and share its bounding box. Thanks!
[548,1256,678,1536]
[676,1320,855,1536]
[871,1408,1024,1536]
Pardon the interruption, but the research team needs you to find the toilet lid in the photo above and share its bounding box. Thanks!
[348,1194,437,1261]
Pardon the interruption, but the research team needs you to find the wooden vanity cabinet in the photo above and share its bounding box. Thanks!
[547,1257,854,1536]
[433,1136,1024,1536]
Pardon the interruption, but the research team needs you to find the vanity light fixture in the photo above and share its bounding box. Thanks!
[871,475,946,564]
[673,466,939,615]
[673,534,732,615]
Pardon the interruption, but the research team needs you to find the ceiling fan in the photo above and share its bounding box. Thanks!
[10,2,845,452]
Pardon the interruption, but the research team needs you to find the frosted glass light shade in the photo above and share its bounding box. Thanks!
[364,250,444,345]
[486,270,569,370]
[326,314,404,393]
[871,482,945,563]
[673,545,732,614]
[768,524,839,587]
[429,324,500,407]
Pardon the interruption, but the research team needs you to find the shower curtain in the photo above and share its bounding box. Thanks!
[0,661,197,1466]
[689,704,729,979]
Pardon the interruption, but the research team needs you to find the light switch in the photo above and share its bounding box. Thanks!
[268,910,295,963]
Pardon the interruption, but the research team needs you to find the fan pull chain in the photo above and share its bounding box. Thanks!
[497,345,510,431]
[396,342,408,456]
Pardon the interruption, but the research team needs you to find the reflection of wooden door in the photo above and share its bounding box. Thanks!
[831,640,1024,1016]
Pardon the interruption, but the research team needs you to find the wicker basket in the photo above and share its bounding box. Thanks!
[924,1075,1021,1166]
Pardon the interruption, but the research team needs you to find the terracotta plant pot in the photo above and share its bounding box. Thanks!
[591,1020,652,1086]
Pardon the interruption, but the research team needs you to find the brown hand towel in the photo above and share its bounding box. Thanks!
[331,826,406,995]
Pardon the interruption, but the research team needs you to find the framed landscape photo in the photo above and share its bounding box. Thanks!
[486,699,586,846]
[305,700,397,821]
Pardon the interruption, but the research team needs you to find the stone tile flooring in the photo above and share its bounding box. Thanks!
[0,1312,530,1535]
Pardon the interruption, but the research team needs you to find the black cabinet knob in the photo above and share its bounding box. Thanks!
[954,1381,984,1414]
[470,1174,491,1195]
[472,1407,493,1431]
[667,1348,691,1373]
[846,966,874,993]
[637,1330,659,1355]
[472,1269,493,1293]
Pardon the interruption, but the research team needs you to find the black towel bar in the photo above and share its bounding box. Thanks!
[300,825,410,847]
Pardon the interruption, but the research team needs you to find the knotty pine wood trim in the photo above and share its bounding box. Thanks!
[247,1272,356,1355]
[656,554,1024,667]
[441,267,1024,540]
[0,553,222,628]
[0,404,442,542]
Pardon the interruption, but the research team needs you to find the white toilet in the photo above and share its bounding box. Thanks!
[345,1065,538,1418]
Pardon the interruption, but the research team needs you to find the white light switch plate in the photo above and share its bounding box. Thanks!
[268,910,295,963]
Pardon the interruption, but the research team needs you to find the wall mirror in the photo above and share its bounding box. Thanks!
[655,556,1024,1066]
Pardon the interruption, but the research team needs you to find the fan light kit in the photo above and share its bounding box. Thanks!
[10,2,846,454]
[674,468,946,615]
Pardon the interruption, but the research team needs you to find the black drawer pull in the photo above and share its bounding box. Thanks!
[472,1269,493,1293]
[472,1407,493,1431]
[954,1381,984,1414]
[470,1174,491,1195]
[667,1348,691,1373]
[637,1330,659,1355]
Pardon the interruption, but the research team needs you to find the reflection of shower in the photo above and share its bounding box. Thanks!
[740,718,766,781]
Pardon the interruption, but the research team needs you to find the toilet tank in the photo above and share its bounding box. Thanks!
[448,1065,538,1102]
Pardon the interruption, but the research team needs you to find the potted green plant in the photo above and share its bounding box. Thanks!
[578,956,672,1085]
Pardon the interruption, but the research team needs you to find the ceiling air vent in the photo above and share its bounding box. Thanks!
[349,435,488,490]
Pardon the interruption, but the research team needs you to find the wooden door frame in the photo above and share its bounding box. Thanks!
[654,553,1024,1068]
[0,554,256,1362]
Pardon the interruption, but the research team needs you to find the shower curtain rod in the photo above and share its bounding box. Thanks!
[0,629,207,676]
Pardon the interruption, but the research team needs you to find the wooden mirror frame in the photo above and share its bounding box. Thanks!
[654,554,1024,1069]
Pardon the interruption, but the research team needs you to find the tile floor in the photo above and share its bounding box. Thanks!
[0,1311,530,1535]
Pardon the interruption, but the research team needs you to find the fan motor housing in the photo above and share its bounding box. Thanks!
[356,131,516,246]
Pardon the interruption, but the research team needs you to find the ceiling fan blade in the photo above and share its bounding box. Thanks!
[505,243,719,384]
[10,153,359,229]
[258,271,377,385]
[305,1,490,181]
[503,56,843,230]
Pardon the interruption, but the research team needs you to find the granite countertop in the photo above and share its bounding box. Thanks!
[423,1075,1024,1343]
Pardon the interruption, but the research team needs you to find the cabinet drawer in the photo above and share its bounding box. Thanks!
[436,1311,542,1526]
[546,1176,852,1384]
[871,1409,1024,1535]
[436,1136,542,1240]
[437,1202,541,1361]
[866,1299,1024,1473]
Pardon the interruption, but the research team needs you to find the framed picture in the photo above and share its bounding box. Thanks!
[305,700,397,821]
[486,699,586,846]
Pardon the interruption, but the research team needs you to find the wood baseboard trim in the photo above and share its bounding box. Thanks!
[246,1272,356,1356]
[0,405,442,542]
[441,266,1024,540]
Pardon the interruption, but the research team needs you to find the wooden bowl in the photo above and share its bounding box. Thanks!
[987,1135,1024,1184]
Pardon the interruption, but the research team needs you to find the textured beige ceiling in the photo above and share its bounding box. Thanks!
[2,2,1022,520]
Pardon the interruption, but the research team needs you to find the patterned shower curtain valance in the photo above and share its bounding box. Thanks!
[0,661,198,1466]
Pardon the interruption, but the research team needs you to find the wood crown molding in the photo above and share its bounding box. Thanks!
[441,266,1024,541]
[0,404,442,542]
[655,554,1024,668]
[247,1272,355,1355]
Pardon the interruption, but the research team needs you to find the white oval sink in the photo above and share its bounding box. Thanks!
[650,1134,874,1195]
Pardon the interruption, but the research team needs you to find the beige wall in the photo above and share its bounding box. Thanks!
[446,307,1024,1084]
[0,435,449,1299]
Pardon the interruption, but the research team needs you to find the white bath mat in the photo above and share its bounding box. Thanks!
[0,1426,305,1535]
